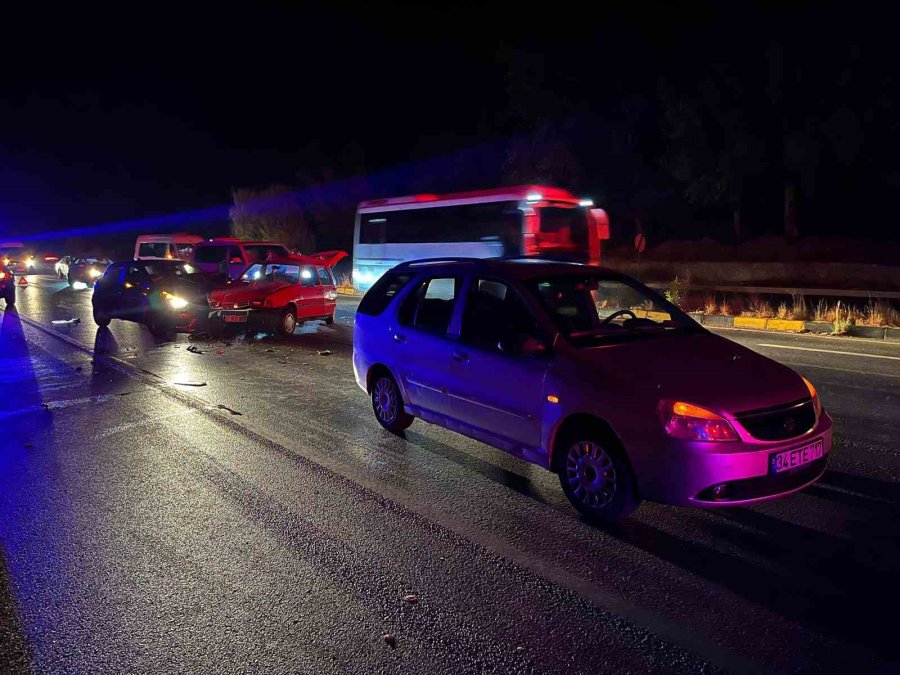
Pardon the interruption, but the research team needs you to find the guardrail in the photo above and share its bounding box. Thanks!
[645,283,900,300]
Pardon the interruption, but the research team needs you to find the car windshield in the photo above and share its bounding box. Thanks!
[526,274,698,345]
[143,261,200,278]
[77,257,111,265]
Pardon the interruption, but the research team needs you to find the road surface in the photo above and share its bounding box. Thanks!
[2,274,898,673]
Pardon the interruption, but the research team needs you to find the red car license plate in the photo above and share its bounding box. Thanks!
[223,312,248,323]
[770,439,824,474]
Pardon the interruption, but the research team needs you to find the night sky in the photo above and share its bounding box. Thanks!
[1,2,895,245]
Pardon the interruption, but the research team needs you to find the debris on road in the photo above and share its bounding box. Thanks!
[383,634,396,648]
[215,404,242,416]
[265,348,275,353]
[186,345,206,354]
[51,318,80,325]
[403,594,419,604]
[317,349,332,356]
[172,381,207,387]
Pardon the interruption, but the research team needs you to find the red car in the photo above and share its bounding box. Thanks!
[208,251,347,336]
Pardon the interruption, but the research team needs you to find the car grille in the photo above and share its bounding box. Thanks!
[734,398,817,441]
[210,300,249,310]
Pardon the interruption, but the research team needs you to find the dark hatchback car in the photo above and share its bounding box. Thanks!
[92,260,219,335]
[67,256,112,288]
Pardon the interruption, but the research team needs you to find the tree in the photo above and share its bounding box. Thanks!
[229,184,315,252]
[662,66,766,240]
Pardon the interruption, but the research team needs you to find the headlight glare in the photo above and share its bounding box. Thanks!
[161,291,189,310]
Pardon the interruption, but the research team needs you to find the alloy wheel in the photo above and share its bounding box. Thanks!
[565,441,617,509]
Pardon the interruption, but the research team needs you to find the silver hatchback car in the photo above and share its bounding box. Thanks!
[353,258,831,522]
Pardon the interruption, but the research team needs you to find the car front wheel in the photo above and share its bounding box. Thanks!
[93,306,110,327]
[557,431,639,523]
[371,372,413,433]
[277,307,296,337]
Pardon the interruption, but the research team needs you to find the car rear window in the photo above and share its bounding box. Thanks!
[138,242,169,258]
[358,272,414,316]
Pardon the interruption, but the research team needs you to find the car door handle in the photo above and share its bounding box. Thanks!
[393,333,407,344]
[452,351,469,363]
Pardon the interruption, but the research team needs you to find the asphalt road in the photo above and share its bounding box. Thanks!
[2,274,899,673]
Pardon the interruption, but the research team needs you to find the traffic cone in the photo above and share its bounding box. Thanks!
[18,276,27,286]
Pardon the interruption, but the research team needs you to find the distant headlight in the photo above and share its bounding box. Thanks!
[88,268,103,279]
[26,256,35,267]
[161,291,189,310]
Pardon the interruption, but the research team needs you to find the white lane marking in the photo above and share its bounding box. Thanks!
[757,343,900,361]
[95,408,195,439]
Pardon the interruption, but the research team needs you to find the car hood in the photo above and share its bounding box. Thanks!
[208,281,290,304]
[570,331,808,415]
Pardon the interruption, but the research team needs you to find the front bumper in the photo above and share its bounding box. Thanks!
[635,411,833,507]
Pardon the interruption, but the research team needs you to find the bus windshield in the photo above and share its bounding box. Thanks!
[535,205,589,256]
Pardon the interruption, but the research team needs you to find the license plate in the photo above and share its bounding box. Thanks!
[223,312,248,323]
[769,439,824,474]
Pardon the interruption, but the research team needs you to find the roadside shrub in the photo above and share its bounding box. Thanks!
[832,301,853,335]
[665,276,684,308]
[704,295,718,315]
[814,299,829,323]
[338,274,355,292]
[743,295,774,318]
[776,302,789,319]
[862,299,888,327]
[718,298,732,316]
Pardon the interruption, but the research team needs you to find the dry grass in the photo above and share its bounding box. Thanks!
[338,274,355,292]
[776,302,789,319]
[702,292,897,328]
[741,295,774,318]
[704,295,718,315]
[791,294,809,321]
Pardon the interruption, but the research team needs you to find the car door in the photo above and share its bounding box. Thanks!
[94,263,125,315]
[317,267,336,316]
[121,263,152,320]
[390,276,462,417]
[296,265,324,318]
[446,278,548,449]
[226,246,246,280]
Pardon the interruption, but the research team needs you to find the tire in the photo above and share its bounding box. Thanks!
[93,306,110,327]
[556,427,639,523]
[277,306,297,337]
[325,313,335,325]
[371,372,413,433]
[145,310,171,337]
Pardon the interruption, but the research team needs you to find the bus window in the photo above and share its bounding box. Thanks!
[537,206,589,251]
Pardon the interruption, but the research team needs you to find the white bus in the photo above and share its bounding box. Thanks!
[352,185,609,291]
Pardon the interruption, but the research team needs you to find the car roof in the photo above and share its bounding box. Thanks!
[256,255,327,267]
[199,239,286,246]
[390,257,624,281]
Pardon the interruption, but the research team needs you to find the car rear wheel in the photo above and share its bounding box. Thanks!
[277,307,296,337]
[93,307,110,327]
[325,313,334,325]
[371,372,413,433]
[556,430,639,523]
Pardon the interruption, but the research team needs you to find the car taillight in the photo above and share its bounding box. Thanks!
[325,289,337,300]
[658,400,738,442]
[0,271,6,280]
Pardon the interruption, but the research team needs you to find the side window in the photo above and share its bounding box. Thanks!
[316,267,331,285]
[195,245,229,264]
[462,279,542,353]
[125,263,146,286]
[300,267,318,287]
[99,264,124,286]
[398,277,459,335]
[357,273,413,316]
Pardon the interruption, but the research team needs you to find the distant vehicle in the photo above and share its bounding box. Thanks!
[55,256,73,278]
[0,263,15,306]
[92,259,218,335]
[208,251,346,336]
[351,186,610,291]
[67,257,113,289]
[353,257,831,522]
[134,234,204,262]
[191,238,290,280]
[0,242,35,274]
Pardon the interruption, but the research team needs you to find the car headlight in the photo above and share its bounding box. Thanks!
[89,268,103,278]
[802,376,822,418]
[658,400,738,442]
[27,256,35,267]
[161,291,189,310]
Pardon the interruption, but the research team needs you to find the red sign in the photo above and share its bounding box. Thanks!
[634,233,647,253]
[18,276,28,286]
